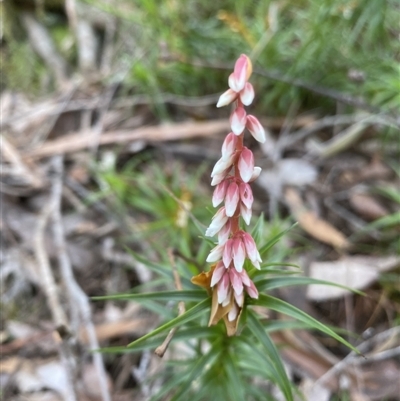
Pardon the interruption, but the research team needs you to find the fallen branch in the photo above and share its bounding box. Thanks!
[24,116,316,160]
[50,155,111,401]
[312,326,400,391]
[34,189,77,401]
[0,134,43,187]
[25,119,230,159]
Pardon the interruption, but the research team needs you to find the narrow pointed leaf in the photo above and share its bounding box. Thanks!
[237,337,285,388]
[124,248,193,287]
[170,344,220,401]
[92,290,205,302]
[224,351,246,401]
[127,298,210,348]
[97,327,215,354]
[251,212,264,246]
[255,277,365,295]
[259,223,298,258]
[261,262,301,269]
[248,312,293,401]
[249,294,360,354]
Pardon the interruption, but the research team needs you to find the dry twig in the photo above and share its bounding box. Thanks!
[312,326,400,391]
[0,134,43,187]
[34,190,78,401]
[50,155,111,401]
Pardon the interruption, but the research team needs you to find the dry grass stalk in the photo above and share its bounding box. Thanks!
[49,155,111,401]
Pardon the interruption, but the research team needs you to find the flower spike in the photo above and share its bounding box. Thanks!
[192,54,263,336]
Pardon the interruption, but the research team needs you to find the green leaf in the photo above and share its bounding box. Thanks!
[124,248,193,287]
[250,294,360,354]
[170,342,221,401]
[247,312,293,401]
[258,223,298,258]
[365,211,400,230]
[261,262,301,269]
[97,327,216,354]
[251,212,265,246]
[127,298,210,348]
[254,276,365,296]
[236,337,286,392]
[92,289,205,302]
[375,185,400,204]
[123,248,171,279]
[262,319,310,333]
[224,349,246,401]
[250,269,301,277]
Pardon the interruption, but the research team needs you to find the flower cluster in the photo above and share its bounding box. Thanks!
[192,54,265,335]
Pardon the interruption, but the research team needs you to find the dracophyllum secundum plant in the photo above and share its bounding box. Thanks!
[191,54,266,335]
[94,55,360,401]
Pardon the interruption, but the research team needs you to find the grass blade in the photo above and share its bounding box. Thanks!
[254,276,364,295]
[92,289,205,302]
[258,223,298,258]
[127,298,210,348]
[247,311,293,401]
[250,294,360,354]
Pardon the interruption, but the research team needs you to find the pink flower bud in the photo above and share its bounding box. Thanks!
[211,169,229,186]
[205,207,228,237]
[206,244,224,263]
[225,181,240,217]
[245,280,259,299]
[238,147,254,183]
[239,183,253,209]
[221,133,238,159]
[216,89,238,108]
[230,107,247,135]
[229,268,244,295]
[222,287,232,307]
[240,82,255,106]
[211,155,234,177]
[246,115,266,143]
[217,272,230,304]
[239,269,251,287]
[210,261,226,287]
[242,232,261,269]
[218,219,231,245]
[229,54,252,92]
[232,238,245,272]
[223,238,234,267]
[212,180,229,207]
[240,203,252,225]
[249,166,262,182]
[234,291,244,307]
[211,154,234,177]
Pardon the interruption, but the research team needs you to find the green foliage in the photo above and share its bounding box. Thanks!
[96,158,209,258]
[81,0,399,114]
[93,177,361,400]
[8,0,399,115]
[90,156,368,400]
[1,40,46,94]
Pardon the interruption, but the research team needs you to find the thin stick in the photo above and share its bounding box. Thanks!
[155,248,186,357]
[49,155,111,401]
[312,326,400,390]
[0,134,43,187]
[25,119,231,159]
[34,194,77,401]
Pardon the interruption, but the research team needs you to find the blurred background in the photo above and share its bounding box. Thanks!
[1,1,400,400]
